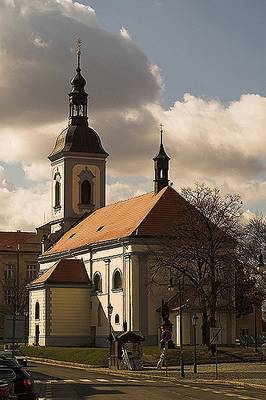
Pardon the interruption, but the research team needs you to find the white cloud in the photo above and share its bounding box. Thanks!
[0,165,50,230]
[1,0,266,231]
[120,27,131,40]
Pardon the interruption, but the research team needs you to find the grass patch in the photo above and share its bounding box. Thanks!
[19,346,108,366]
[17,345,263,367]
[142,345,263,366]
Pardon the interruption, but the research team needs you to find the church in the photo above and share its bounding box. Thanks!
[28,45,236,348]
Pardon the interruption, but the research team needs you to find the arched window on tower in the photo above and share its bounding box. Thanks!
[54,172,61,209]
[55,181,60,207]
[81,180,91,205]
[113,269,122,290]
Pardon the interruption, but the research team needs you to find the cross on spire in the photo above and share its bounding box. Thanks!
[160,123,164,145]
[76,37,82,71]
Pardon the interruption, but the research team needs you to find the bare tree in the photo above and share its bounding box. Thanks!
[150,183,243,346]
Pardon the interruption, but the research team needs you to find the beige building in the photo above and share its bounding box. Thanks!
[0,230,43,340]
[28,47,237,348]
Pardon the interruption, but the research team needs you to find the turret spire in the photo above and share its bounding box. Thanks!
[153,125,170,194]
[76,37,81,72]
[68,38,88,126]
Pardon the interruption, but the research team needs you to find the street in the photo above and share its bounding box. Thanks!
[28,362,266,400]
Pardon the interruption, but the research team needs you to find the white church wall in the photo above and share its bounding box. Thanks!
[28,288,46,346]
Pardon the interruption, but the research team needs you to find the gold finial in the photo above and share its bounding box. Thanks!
[76,37,81,70]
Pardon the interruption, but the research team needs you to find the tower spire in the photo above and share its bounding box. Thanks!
[68,38,88,126]
[76,37,81,72]
[153,124,170,194]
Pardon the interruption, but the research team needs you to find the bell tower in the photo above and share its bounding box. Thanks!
[153,125,170,194]
[48,39,108,236]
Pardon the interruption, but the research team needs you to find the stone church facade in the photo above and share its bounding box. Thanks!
[28,46,236,347]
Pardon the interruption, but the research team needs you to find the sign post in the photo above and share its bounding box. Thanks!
[210,327,222,380]
[161,329,172,377]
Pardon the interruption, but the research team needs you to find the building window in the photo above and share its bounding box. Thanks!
[81,180,91,205]
[93,272,102,292]
[27,265,37,281]
[78,168,95,210]
[5,289,13,306]
[54,172,61,209]
[113,269,122,290]
[35,302,40,320]
[97,303,103,327]
[115,314,120,324]
[4,265,14,280]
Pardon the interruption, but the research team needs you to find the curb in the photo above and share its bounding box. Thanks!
[28,357,266,391]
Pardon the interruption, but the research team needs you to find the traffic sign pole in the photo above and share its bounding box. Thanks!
[165,341,168,377]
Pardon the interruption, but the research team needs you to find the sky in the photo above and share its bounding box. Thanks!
[1,0,266,230]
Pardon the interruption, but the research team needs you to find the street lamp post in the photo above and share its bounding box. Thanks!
[168,276,185,378]
[107,303,113,369]
[192,313,198,373]
[24,310,28,346]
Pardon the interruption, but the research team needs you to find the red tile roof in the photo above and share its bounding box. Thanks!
[45,187,194,256]
[30,259,89,285]
[0,231,36,251]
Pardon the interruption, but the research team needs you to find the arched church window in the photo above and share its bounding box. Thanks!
[54,172,61,209]
[97,303,103,327]
[160,169,164,179]
[115,314,120,324]
[55,181,61,207]
[81,180,91,205]
[35,302,40,320]
[113,269,122,290]
[93,272,102,292]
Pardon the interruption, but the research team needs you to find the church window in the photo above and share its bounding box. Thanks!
[113,269,122,290]
[115,314,120,324]
[55,181,61,207]
[81,180,91,205]
[160,169,164,179]
[93,272,102,292]
[35,302,40,320]
[97,303,103,327]
[54,172,61,209]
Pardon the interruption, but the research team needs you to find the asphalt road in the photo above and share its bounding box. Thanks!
[28,362,266,400]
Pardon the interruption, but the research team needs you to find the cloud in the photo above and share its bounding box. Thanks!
[1,1,266,231]
[0,165,50,230]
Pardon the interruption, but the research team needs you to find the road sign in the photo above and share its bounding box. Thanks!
[210,327,222,345]
[161,329,172,342]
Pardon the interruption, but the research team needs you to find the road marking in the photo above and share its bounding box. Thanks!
[127,379,140,382]
[64,379,75,383]
[145,380,156,383]
[96,378,109,382]
[201,388,213,391]
[112,379,125,382]
[224,394,237,397]
[237,397,260,400]
[79,379,92,382]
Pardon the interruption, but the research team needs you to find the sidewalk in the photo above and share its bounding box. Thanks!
[29,357,266,390]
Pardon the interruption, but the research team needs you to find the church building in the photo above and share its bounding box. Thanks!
[28,45,236,347]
